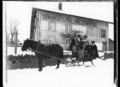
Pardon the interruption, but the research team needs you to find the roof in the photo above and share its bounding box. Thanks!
[33,7,113,24]
[109,38,114,42]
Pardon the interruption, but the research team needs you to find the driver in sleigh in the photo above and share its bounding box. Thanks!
[69,34,84,60]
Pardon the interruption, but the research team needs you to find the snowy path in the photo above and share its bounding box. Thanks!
[5,58,116,87]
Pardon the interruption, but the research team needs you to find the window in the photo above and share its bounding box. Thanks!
[102,42,107,51]
[49,21,56,31]
[101,29,106,38]
[86,26,91,35]
[65,24,72,33]
[87,26,97,36]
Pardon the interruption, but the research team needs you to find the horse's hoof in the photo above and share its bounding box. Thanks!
[38,69,42,71]
[92,65,96,67]
[56,67,59,69]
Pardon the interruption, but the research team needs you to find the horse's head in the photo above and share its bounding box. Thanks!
[21,39,39,51]
[21,39,30,51]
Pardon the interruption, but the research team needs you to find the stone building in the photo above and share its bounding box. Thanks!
[30,8,112,51]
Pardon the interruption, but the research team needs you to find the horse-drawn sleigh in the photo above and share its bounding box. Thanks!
[21,39,98,71]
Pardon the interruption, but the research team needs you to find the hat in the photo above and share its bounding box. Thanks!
[84,35,88,38]
[91,41,95,43]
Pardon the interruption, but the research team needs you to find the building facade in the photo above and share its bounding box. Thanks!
[109,38,114,51]
[30,8,109,51]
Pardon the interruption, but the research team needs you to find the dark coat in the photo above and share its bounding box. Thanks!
[84,45,92,57]
[72,45,79,58]
[76,38,83,50]
[81,40,89,50]
[85,45,92,53]
[91,45,99,57]
[69,38,77,51]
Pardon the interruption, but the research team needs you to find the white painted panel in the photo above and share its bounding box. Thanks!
[34,20,48,41]
[56,22,65,33]
[72,24,87,35]
[88,36,98,42]
[40,20,49,30]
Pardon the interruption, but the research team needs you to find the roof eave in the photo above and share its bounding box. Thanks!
[33,7,114,24]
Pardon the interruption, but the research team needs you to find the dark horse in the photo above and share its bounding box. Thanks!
[21,39,64,71]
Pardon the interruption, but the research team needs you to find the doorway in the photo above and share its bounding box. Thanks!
[102,42,107,51]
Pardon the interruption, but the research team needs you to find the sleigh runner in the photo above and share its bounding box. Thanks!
[64,50,96,67]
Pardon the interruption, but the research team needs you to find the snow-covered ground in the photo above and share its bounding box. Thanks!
[5,47,116,87]
[5,58,116,87]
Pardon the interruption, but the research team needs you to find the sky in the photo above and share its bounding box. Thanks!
[3,2,114,43]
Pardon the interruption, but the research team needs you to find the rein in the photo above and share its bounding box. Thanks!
[31,49,71,63]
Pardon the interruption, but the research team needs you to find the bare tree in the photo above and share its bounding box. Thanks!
[8,19,20,54]
[9,19,19,44]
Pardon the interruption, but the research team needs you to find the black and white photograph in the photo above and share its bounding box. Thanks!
[3,1,117,87]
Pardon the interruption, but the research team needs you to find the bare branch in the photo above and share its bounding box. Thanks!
[8,19,20,44]
[60,30,83,39]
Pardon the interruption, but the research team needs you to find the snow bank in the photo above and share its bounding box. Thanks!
[7,47,35,56]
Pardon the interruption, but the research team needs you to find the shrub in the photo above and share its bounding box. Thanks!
[7,54,67,70]
[104,52,114,60]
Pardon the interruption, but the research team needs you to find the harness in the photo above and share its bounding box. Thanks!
[32,49,71,63]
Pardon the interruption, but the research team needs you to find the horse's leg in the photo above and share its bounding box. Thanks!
[90,60,94,65]
[77,60,80,66]
[72,60,75,66]
[83,61,84,65]
[65,61,69,67]
[56,59,61,69]
[38,57,43,71]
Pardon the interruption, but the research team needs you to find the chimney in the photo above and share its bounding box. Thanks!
[58,2,62,11]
